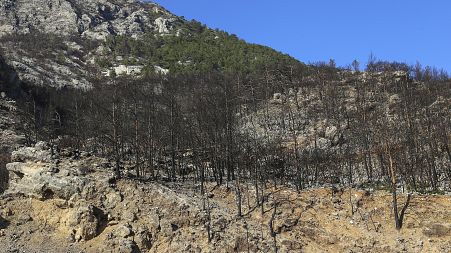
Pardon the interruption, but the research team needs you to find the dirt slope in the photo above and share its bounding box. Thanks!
[1,178,450,253]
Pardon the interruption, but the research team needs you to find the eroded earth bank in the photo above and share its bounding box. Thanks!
[0,142,450,253]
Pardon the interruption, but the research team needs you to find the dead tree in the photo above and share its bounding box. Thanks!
[268,201,279,253]
[387,145,412,230]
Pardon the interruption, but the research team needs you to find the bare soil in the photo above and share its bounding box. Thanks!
[1,180,450,253]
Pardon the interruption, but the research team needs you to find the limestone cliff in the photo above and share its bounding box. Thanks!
[0,0,179,89]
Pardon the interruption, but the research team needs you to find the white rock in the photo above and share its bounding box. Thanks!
[154,17,174,34]
[325,126,338,140]
[154,66,169,75]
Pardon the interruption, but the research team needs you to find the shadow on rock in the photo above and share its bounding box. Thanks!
[0,215,10,229]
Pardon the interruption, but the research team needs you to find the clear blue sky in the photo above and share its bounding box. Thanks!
[150,0,451,71]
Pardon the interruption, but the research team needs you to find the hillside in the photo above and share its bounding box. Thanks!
[0,0,302,91]
[0,0,450,252]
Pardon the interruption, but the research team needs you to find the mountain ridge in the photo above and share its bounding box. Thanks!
[0,0,303,91]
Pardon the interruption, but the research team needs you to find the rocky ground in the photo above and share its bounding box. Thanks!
[0,142,450,253]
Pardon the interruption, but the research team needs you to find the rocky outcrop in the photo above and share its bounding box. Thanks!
[6,160,88,200]
[0,0,178,39]
[154,16,176,34]
[6,142,88,200]
[0,47,93,89]
[104,64,143,77]
[10,141,52,163]
[0,0,180,89]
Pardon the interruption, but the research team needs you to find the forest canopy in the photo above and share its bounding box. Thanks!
[102,20,304,75]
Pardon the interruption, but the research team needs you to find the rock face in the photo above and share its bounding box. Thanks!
[6,142,87,200]
[154,16,176,34]
[0,0,177,38]
[1,47,93,89]
[0,0,79,36]
[0,0,179,89]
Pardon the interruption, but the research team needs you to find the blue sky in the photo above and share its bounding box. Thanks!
[150,0,451,71]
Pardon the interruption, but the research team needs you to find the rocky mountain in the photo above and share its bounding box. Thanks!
[0,0,300,91]
[0,1,450,253]
[0,0,177,39]
[0,0,180,90]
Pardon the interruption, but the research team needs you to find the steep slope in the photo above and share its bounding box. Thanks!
[0,0,176,39]
[0,0,178,89]
[0,0,302,90]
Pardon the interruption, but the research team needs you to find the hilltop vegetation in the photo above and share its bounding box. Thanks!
[102,20,303,74]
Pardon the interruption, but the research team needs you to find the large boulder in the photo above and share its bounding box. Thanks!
[114,224,133,238]
[6,142,87,200]
[6,161,87,200]
[10,142,52,163]
[105,224,150,253]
